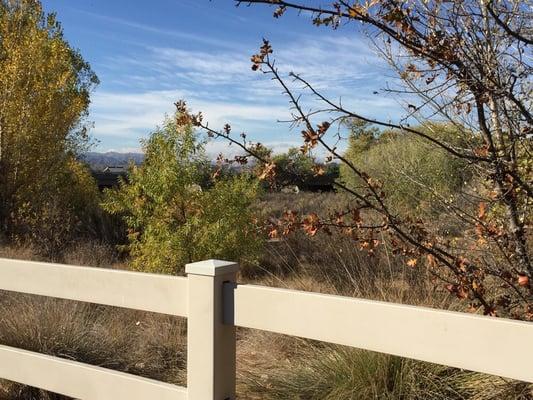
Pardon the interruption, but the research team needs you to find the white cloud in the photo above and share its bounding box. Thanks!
[98,32,384,95]
[204,139,301,159]
[106,147,144,154]
[90,31,406,153]
[90,88,292,142]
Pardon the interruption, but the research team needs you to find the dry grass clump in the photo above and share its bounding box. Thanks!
[61,240,121,268]
[256,192,348,218]
[0,242,43,262]
[254,234,459,313]
[0,240,121,268]
[241,343,459,400]
[240,342,532,400]
[254,193,427,294]
[0,292,186,400]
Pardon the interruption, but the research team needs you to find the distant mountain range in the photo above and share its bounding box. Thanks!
[82,152,144,170]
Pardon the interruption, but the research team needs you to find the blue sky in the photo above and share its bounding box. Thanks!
[41,0,404,156]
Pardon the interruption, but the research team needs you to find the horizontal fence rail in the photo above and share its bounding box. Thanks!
[0,345,187,400]
[0,258,188,316]
[0,257,532,400]
[227,284,533,383]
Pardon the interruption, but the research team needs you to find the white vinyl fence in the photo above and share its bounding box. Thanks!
[0,257,531,399]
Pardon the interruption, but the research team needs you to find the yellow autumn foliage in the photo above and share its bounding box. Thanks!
[0,0,99,254]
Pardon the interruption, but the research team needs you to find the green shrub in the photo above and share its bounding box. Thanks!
[102,112,263,275]
[12,158,102,260]
[272,147,315,186]
[340,121,469,217]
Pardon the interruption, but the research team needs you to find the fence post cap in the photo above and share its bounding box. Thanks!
[185,259,239,277]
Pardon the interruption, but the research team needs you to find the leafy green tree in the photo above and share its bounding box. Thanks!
[102,112,263,275]
[0,0,99,250]
[342,119,380,156]
[272,147,315,187]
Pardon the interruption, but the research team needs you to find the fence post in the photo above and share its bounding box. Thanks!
[186,259,238,400]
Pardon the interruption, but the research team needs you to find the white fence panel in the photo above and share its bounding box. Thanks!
[228,283,533,383]
[1,257,532,400]
[0,258,188,316]
[0,345,187,400]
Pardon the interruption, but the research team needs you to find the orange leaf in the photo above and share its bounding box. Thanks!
[258,163,276,181]
[348,4,366,17]
[457,286,469,299]
[473,145,489,158]
[407,258,418,267]
[302,213,320,237]
[268,229,279,239]
[456,257,468,272]
[518,274,530,287]
[478,202,487,220]
[474,223,484,237]
[313,165,325,176]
